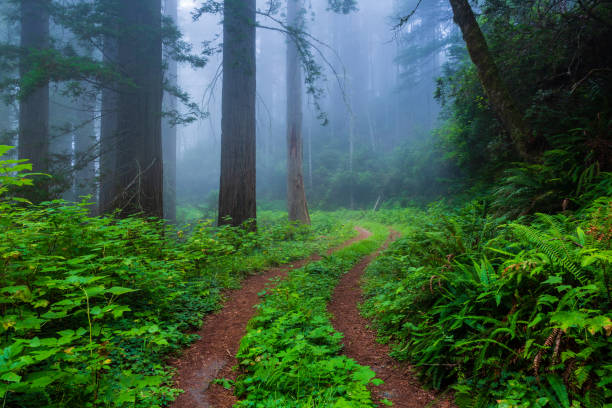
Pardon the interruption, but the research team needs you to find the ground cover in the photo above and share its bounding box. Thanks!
[360,202,611,407]
[0,158,355,408]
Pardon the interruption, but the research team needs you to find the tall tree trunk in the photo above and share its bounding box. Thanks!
[0,101,10,145]
[49,89,75,201]
[0,11,12,149]
[112,0,164,217]
[99,32,118,213]
[286,0,311,225]
[448,0,531,161]
[308,122,312,189]
[349,112,355,210]
[162,0,178,222]
[74,90,97,209]
[19,0,50,201]
[218,0,257,228]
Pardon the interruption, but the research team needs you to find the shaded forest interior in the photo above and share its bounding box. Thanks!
[0,0,611,407]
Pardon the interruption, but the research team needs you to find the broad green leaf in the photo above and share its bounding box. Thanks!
[0,372,21,383]
[107,287,137,296]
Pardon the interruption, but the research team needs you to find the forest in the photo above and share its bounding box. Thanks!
[0,0,611,407]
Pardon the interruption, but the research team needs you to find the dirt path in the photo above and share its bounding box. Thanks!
[328,231,453,408]
[169,227,372,408]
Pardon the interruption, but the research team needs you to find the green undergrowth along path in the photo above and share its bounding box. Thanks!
[228,223,388,407]
[360,202,612,407]
[0,147,357,408]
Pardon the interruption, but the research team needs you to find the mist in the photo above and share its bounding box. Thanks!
[173,0,450,216]
[2,1,610,406]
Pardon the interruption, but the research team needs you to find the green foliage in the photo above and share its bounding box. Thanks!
[361,201,612,406]
[0,148,354,407]
[426,0,612,215]
[0,146,35,196]
[231,227,388,407]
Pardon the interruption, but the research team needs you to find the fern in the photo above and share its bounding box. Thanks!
[543,375,571,408]
[584,389,605,408]
[510,223,586,284]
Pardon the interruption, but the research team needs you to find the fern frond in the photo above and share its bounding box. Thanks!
[510,224,586,284]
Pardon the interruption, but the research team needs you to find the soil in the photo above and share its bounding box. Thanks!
[169,227,372,408]
[328,231,454,408]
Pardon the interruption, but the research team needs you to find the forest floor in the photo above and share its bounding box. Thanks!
[329,231,453,408]
[170,227,451,408]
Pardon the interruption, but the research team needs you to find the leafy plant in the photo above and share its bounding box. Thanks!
[0,146,356,407]
[231,226,389,407]
[361,202,612,406]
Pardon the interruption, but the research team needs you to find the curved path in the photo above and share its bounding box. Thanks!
[328,230,454,407]
[170,227,372,408]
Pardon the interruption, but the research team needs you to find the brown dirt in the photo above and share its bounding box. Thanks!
[169,227,372,408]
[328,231,454,408]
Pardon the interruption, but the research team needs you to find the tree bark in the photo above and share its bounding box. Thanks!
[448,0,532,161]
[19,0,50,201]
[0,13,12,148]
[49,88,75,201]
[162,0,178,222]
[349,111,355,210]
[0,101,10,145]
[307,123,312,189]
[99,32,118,214]
[113,0,164,218]
[286,0,311,225]
[218,0,257,228]
[74,90,97,208]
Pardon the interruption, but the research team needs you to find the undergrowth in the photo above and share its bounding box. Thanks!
[0,146,355,408]
[228,224,389,407]
[361,201,612,407]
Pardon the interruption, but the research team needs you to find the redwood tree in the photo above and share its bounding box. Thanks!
[19,0,50,200]
[286,0,311,224]
[448,0,532,161]
[99,31,118,214]
[112,0,164,217]
[74,90,97,204]
[163,0,178,222]
[218,0,257,227]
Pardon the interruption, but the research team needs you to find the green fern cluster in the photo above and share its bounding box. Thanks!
[361,200,612,407]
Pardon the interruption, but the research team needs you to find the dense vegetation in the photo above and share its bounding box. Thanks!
[343,1,612,403]
[1,0,611,406]
[232,225,388,407]
[0,148,356,407]
[360,202,611,407]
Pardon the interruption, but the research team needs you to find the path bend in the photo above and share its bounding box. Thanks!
[170,226,372,408]
[328,230,454,408]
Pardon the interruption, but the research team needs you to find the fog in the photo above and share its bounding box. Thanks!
[173,0,453,213]
[0,0,457,216]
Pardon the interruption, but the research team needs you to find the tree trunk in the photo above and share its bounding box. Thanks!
[308,122,312,189]
[112,0,164,218]
[349,112,355,210]
[49,88,75,201]
[218,0,257,228]
[74,90,97,209]
[286,0,311,225]
[448,0,532,161]
[19,0,50,201]
[99,32,118,213]
[162,0,178,223]
[0,13,12,149]
[0,101,9,145]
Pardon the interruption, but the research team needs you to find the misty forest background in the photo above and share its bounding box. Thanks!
[1,0,611,407]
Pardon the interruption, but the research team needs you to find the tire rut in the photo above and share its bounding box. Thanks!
[328,230,454,408]
[169,227,372,408]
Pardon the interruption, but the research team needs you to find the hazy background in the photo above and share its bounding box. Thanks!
[174,0,455,214]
